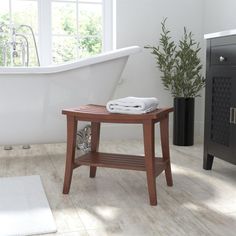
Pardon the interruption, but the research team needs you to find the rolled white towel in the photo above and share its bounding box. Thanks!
[106,97,159,114]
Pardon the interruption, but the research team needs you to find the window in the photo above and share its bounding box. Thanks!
[0,0,39,66]
[51,0,103,64]
[0,0,114,66]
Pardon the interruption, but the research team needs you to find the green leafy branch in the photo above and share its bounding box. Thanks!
[145,18,205,98]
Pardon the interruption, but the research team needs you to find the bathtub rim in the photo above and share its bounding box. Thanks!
[0,46,141,75]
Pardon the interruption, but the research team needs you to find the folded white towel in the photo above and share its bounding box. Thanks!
[106,97,159,114]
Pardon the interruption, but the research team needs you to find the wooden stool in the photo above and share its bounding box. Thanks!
[62,104,173,206]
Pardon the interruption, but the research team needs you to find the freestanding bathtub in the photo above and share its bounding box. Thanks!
[0,46,141,145]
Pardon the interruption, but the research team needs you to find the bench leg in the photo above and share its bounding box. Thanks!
[143,120,157,206]
[90,122,101,178]
[160,115,173,186]
[63,116,77,194]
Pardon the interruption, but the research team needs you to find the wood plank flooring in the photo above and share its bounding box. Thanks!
[0,140,235,236]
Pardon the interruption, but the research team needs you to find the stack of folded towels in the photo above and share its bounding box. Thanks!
[106,96,159,114]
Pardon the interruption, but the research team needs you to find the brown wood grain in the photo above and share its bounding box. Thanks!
[62,104,173,206]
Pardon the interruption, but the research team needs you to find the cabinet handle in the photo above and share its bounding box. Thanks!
[230,107,234,123]
[234,108,236,124]
[219,56,227,62]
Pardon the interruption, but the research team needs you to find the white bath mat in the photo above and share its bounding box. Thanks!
[0,175,57,236]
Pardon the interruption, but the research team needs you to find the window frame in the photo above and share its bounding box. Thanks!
[39,0,114,65]
[1,0,114,66]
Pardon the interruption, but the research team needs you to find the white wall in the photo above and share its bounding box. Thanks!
[204,0,236,34]
[102,0,206,142]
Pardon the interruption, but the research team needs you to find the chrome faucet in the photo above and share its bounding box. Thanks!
[0,23,40,66]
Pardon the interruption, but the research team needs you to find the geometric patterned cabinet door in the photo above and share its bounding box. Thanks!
[211,77,232,146]
[203,33,236,170]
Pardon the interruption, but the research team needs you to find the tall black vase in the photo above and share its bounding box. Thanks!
[173,97,194,146]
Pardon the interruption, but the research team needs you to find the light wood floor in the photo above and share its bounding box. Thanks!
[0,140,236,236]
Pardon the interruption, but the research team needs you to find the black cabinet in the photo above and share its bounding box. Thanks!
[204,34,236,170]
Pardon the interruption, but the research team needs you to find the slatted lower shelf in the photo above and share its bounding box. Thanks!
[75,152,168,176]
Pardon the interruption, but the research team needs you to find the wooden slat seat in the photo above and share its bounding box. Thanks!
[62,104,173,206]
[62,104,173,123]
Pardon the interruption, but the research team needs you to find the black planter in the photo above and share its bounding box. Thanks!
[173,97,194,146]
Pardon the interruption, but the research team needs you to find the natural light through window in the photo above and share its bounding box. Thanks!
[0,0,113,66]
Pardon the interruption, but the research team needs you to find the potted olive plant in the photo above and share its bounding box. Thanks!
[145,19,205,146]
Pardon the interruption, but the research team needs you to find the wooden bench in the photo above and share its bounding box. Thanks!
[62,104,173,205]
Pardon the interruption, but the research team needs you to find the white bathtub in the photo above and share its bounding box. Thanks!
[0,46,141,145]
